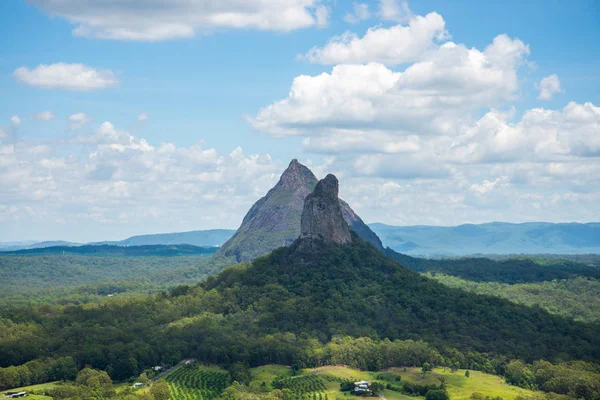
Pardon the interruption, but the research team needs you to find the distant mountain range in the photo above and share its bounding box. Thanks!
[1,244,218,257]
[3,222,599,256]
[0,230,234,252]
[370,222,600,256]
[91,229,234,247]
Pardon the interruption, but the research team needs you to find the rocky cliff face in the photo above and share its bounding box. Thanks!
[300,174,352,244]
[216,159,383,262]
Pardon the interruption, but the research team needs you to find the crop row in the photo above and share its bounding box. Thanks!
[275,375,327,394]
[164,366,231,400]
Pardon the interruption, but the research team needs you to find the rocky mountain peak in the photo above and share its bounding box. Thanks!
[216,160,382,262]
[278,158,317,190]
[300,174,352,244]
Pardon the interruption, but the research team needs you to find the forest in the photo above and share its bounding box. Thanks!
[1,235,599,399]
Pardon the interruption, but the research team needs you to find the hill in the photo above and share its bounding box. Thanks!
[370,222,600,256]
[217,159,383,262]
[94,229,234,247]
[205,175,599,361]
[3,244,217,257]
[206,233,599,361]
[0,246,228,306]
[383,249,600,284]
[0,230,235,252]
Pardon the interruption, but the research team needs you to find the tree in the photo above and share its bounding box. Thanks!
[150,380,171,400]
[422,362,432,374]
[370,382,385,395]
[425,389,450,400]
[505,361,535,388]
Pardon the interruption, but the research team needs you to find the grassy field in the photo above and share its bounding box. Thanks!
[308,366,535,400]
[1,381,59,399]
[387,367,534,400]
[163,364,230,400]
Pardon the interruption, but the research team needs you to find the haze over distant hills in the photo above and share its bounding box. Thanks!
[371,222,600,256]
[0,230,235,252]
[3,222,600,255]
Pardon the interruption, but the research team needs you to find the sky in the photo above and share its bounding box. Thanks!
[0,0,599,242]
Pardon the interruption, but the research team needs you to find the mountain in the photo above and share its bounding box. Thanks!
[0,240,81,251]
[2,244,218,257]
[206,175,600,362]
[95,229,234,247]
[370,222,600,256]
[217,159,383,261]
[300,174,351,244]
[0,230,235,252]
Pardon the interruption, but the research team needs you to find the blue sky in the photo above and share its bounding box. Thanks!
[0,0,599,242]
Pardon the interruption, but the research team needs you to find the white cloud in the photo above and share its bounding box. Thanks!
[0,129,6,138]
[253,34,530,145]
[11,116,21,126]
[378,0,413,23]
[13,63,119,91]
[0,120,283,240]
[470,177,508,195]
[451,101,600,162]
[30,0,328,41]
[68,113,92,129]
[344,3,371,24]
[33,110,55,121]
[303,12,447,65]
[537,73,562,100]
[138,113,149,122]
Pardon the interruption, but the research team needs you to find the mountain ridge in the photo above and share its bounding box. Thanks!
[216,159,383,261]
[370,221,600,255]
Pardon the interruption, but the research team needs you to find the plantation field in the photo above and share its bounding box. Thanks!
[163,364,230,400]
[161,364,537,400]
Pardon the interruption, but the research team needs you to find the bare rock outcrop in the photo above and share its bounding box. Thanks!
[300,174,352,244]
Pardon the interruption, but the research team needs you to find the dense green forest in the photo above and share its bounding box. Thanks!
[0,251,231,306]
[2,235,599,399]
[384,249,600,283]
[428,274,600,323]
[3,243,597,308]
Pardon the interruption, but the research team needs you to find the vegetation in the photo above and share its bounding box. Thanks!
[1,236,599,398]
[385,249,600,283]
[164,364,230,400]
[428,274,600,323]
[0,252,231,306]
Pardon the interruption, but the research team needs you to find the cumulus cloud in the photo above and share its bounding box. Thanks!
[13,63,119,91]
[253,34,530,144]
[344,3,371,24]
[450,101,600,163]
[138,113,149,122]
[68,113,91,129]
[0,120,283,240]
[537,73,562,100]
[30,0,328,41]
[303,12,447,65]
[378,0,413,23]
[33,110,55,121]
[11,116,21,126]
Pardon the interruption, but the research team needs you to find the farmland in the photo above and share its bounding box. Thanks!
[163,364,230,400]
